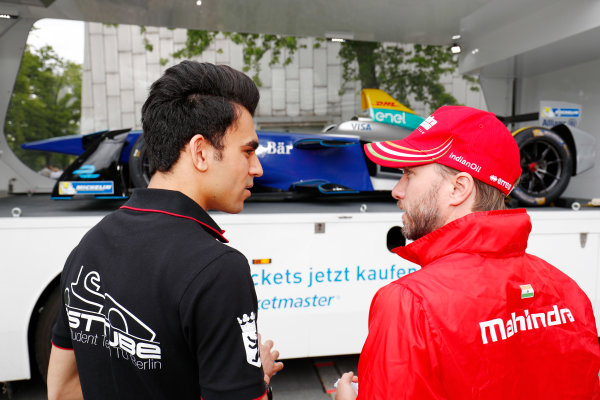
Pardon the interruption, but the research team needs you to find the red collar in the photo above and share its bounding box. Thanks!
[393,209,530,267]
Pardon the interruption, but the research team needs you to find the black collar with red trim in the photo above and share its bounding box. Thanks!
[121,189,228,243]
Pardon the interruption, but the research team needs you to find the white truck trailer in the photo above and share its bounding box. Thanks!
[1,196,599,383]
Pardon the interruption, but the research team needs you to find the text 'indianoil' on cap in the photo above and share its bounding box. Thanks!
[363,105,522,195]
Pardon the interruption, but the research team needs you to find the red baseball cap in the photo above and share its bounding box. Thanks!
[363,105,521,195]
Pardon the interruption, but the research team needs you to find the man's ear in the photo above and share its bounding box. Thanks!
[448,172,475,206]
[187,134,210,172]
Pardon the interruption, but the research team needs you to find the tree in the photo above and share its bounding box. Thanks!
[156,30,462,111]
[166,30,307,87]
[339,41,460,111]
[4,45,81,172]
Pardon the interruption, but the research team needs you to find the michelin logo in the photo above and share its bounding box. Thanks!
[542,107,580,118]
[540,103,581,128]
[59,181,114,195]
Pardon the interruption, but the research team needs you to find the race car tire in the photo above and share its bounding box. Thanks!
[33,284,60,383]
[510,127,573,206]
[129,135,151,188]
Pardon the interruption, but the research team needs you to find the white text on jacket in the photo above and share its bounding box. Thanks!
[479,305,574,344]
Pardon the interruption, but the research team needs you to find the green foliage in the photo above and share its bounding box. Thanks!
[169,30,309,86]
[340,41,459,110]
[227,33,305,86]
[171,30,218,59]
[139,26,154,52]
[4,46,80,172]
[463,74,481,91]
[144,26,468,110]
[339,41,380,90]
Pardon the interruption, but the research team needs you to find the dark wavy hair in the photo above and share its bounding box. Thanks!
[141,61,260,173]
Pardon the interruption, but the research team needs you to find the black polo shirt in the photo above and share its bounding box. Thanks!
[52,189,267,400]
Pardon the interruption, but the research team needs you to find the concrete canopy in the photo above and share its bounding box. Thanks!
[1,0,484,45]
[458,0,600,79]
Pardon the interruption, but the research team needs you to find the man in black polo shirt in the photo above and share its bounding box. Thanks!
[47,61,283,400]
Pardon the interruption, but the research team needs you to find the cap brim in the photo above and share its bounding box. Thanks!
[363,137,453,168]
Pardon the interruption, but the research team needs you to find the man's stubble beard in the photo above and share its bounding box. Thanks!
[401,182,445,241]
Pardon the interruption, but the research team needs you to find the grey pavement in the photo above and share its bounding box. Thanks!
[0,355,359,400]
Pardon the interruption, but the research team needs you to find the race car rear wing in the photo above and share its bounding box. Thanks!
[495,112,539,124]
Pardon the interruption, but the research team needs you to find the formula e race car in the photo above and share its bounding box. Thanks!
[22,89,596,206]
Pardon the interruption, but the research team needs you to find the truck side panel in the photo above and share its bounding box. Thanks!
[0,216,102,380]
[1,208,598,382]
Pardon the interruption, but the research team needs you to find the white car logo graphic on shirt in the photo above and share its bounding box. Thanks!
[65,266,162,361]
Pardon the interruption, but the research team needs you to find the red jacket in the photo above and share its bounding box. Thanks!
[357,209,600,399]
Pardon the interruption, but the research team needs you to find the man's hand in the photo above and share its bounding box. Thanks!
[258,333,284,384]
[335,371,358,400]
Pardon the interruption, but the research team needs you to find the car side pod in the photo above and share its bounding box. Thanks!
[291,179,360,194]
[293,138,357,149]
[51,130,132,200]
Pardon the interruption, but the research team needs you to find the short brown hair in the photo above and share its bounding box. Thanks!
[435,164,507,211]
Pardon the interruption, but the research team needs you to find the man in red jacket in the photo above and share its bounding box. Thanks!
[335,106,600,400]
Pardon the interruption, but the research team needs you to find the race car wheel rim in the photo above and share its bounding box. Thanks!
[129,136,151,188]
[519,140,563,195]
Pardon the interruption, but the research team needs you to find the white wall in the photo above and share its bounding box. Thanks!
[80,22,487,134]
